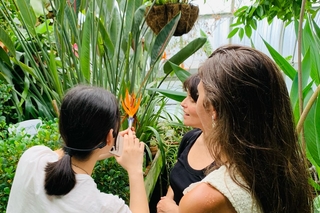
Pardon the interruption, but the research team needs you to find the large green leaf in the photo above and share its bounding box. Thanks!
[15,0,37,36]
[315,94,320,155]
[107,0,122,54]
[150,12,181,65]
[132,5,146,41]
[301,48,312,89]
[263,38,296,80]
[64,6,79,40]
[163,37,207,74]
[98,21,115,58]
[147,88,186,102]
[123,0,136,41]
[303,17,320,85]
[305,92,320,165]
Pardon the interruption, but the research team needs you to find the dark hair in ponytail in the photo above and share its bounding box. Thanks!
[44,85,120,196]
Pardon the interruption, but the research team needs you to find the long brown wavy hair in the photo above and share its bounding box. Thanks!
[199,45,313,213]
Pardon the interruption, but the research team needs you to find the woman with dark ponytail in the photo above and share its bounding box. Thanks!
[7,85,149,213]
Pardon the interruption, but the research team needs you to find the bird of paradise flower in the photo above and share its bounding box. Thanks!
[121,89,141,128]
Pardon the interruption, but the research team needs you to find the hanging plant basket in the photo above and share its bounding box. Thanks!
[146,3,199,36]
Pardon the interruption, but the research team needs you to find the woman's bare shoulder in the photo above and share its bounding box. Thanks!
[179,182,237,213]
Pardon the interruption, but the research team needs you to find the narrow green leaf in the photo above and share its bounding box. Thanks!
[146,126,166,171]
[16,0,37,36]
[0,26,16,58]
[301,48,312,89]
[239,28,244,40]
[230,21,242,27]
[304,17,320,85]
[168,62,191,82]
[64,6,79,41]
[314,97,320,163]
[108,0,122,49]
[147,88,186,102]
[49,50,63,98]
[290,74,299,109]
[150,12,181,65]
[124,0,136,38]
[80,12,91,82]
[132,5,146,41]
[98,20,115,58]
[245,25,252,38]
[250,19,257,30]
[0,60,14,83]
[227,27,239,38]
[234,6,248,16]
[262,38,296,80]
[0,47,10,66]
[163,37,206,74]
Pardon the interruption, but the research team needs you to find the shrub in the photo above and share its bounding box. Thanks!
[0,80,17,128]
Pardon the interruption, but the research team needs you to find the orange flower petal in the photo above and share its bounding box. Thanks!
[121,100,131,116]
[121,89,141,117]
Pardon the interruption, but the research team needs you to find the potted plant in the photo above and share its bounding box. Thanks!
[144,0,200,36]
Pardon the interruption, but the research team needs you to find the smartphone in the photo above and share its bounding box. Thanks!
[109,135,124,156]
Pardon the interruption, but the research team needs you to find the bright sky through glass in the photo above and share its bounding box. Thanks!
[192,0,252,15]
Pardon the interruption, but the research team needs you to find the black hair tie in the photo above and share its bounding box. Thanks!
[64,147,73,157]
[63,141,106,152]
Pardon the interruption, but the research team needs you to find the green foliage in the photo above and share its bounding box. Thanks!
[0,0,171,121]
[93,158,130,204]
[0,119,60,213]
[228,0,319,40]
[0,0,205,145]
[152,120,192,187]
[0,80,17,126]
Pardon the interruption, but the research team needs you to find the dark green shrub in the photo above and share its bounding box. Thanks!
[0,80,17,127]
[93,159,129,204]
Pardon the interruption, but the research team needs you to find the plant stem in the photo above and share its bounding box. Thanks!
[297,0,306,150]
[296,85,320,134]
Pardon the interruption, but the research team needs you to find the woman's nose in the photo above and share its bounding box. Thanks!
[181,98,187,108]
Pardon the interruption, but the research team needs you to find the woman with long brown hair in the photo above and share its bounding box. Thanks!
[179,45,313,213]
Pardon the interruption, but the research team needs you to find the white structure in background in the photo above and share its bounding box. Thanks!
[8,119,42,136]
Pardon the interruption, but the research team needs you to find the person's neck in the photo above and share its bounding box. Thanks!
[71,157,96,176]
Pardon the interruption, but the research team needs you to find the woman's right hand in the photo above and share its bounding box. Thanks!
[115,129,145,175]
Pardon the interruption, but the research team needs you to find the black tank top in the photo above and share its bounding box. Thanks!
[169,128,213,204]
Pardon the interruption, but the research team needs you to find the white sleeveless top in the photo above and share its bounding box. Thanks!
[184,165,263,213]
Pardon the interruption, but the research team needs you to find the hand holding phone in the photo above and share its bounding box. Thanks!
[109,135,124,156]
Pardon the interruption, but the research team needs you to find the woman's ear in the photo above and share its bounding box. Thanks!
[212,111,217,121]
[106,129,114,146]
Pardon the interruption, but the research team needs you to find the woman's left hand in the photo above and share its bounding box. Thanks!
[157,196,179,213]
